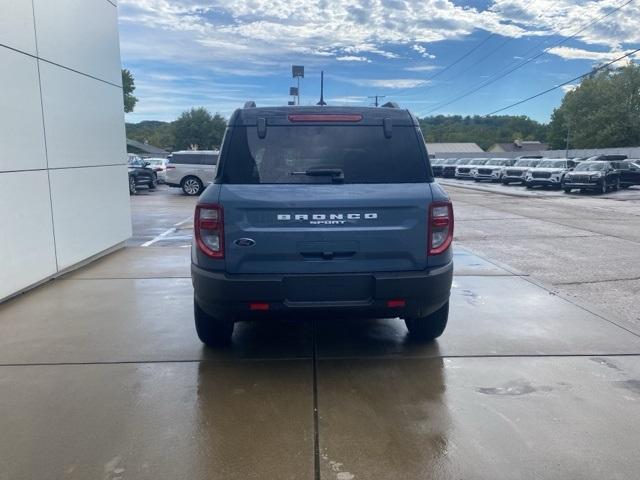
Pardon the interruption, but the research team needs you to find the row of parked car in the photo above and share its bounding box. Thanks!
[128,150,219,195]
[432,155,640,194]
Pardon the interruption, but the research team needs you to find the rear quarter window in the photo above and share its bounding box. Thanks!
[218,125,429,184]
[169,154,201,165]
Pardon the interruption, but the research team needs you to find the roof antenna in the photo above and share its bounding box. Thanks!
[317,71,327,106]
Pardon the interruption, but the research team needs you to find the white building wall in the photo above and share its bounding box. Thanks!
[0,0,131,300]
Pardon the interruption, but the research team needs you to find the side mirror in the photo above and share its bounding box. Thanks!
[143,161,150,167]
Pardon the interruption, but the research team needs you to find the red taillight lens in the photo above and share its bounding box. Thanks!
[428,201,454,256]
[288,114,363,123]
[195,204,224,258]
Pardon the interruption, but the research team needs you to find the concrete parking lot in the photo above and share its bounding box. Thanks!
[1,185,640,479]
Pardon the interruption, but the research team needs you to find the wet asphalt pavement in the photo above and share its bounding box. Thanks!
[1,185,640,479]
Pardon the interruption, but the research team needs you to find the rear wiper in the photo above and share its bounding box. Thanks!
[290,168,344,183]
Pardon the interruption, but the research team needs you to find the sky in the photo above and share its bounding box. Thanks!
[119,0,640,124]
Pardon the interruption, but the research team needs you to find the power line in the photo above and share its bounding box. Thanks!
[486,47,640,116]
[419,0,636,115]
[391,33,496,98]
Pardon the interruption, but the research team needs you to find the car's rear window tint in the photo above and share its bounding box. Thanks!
[219,125,429,184]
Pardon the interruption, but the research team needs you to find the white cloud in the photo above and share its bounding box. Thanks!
[404,65,438,72]
[336,56,371,62]
[548,46,635,60]
[412,44,436,59]
[561,84,578,93]
[347,78,426,89]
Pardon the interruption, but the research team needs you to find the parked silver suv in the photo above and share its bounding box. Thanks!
[166,150,219,195]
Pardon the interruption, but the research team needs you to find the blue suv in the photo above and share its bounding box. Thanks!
[191,104,454,346]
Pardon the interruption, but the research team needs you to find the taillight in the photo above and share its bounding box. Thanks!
[428,201,454,256]
[195,204,224,258]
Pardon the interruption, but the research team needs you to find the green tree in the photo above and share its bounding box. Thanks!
[418,115,548,150]
[122,69,138,113]
[548,64,640,149]
[172,108,227,150]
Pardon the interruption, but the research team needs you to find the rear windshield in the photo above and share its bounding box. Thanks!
[219,125,429,184]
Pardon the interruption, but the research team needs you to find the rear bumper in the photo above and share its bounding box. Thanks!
[192,262,453,321]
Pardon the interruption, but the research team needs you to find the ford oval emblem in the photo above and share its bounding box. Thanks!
[234,238,256,247]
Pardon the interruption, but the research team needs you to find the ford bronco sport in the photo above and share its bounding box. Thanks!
[191,103,454,346]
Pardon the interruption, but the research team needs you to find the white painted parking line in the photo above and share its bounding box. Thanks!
[173,216,192,227]
[141,227,177,247]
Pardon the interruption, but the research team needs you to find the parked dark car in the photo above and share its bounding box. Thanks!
[562,161,620,194]
[128,159,157,194]
[439,158,465,178]
[431,158,449,177]
[614,160,640,188]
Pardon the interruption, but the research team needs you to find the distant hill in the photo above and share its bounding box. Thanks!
[419,115,548,151]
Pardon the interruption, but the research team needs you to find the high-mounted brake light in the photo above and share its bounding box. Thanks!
[428,201,454,256]
[195,204,224,258]
[288,114,363,123]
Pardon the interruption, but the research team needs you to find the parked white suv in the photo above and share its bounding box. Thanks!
[166,150,219,195]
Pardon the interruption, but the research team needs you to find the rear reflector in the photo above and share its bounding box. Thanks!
[288,114,363,123]
[249,302,270,311]
[428,201,454,256]
[387,299,406,308]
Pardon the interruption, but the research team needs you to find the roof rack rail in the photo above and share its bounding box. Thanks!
[243,101,256,108]
[381,101,400,109]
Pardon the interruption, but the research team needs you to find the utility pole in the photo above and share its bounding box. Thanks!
[317,71,327,106]
[565,118,571,158]
[368,95,386,107]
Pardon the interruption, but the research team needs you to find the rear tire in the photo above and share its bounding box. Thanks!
[404,301,449,341]
[148,174,157,190]
[182,176,203,196]
[564,187,571,193]
[194,298,234,347]
[600,180,607,194]
[613,178,620,191]
[128,175,136,195]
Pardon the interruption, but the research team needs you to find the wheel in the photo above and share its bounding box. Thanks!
[502,180,509,185]
[600,180,607,194]
[404,301,449,341]
[182,176,203,196]
[128,175,136,195]
[148,174,157,190]
[526,184,533,189]
[564,188,571,193]
[613,178,620,191]
[194,298,234,347]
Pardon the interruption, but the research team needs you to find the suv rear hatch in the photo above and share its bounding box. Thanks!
[216,113,435,275]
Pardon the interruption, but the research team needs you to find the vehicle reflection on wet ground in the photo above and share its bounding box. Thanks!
[1,186,640,479]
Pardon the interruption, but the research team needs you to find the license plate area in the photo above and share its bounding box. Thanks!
[284,275,374,303]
